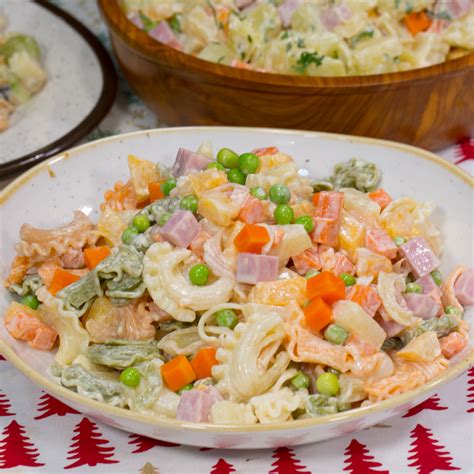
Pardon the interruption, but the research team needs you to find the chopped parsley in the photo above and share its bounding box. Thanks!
[168,15,181,33]
[294,51,325,74]
[247,34,253,44]
[217,56,225,64]
[297,37,306,48]
[281,31,289,40]
[139,11,156,33]
[286,42,293,52]
[349,29,374,48]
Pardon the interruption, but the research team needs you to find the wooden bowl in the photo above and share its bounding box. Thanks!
[99,0,474,151]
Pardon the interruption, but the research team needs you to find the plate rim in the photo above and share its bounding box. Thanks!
[0,125,473,436]
[0,0,117,177]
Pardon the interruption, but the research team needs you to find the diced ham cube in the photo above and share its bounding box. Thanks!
[176,386,223,423]
[149,21,182,50]
[238,195,265,224]
[440,332,467,359]
[321,3,351,31]
[454,268,474,306]
[29,326,58,350]
[347,284,382,317]
[416,274,441,295]
[292,246,321,275]
[236,253,279,284]
[403,293,442,320]
[159,210,200,248]
[312,192,343,247]
[60,248,85,269]
[127,12,144,29]
[172,148,213,177]
[312,218,340,247]
[400,237,440,278]
[278,0,303,28]
[334,252,354,276]
[365,227,398,259]
[374,315,405,338]
[189,231,211,259]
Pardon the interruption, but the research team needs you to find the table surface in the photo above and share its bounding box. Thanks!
[0,1,473,473]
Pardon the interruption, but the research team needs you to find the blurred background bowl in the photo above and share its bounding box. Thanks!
[99,0,474,151]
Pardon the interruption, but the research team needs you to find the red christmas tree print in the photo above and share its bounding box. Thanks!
[403,395,448,418]
[35,392,79,419]
[407,424,460,474]
[0,420,44,468]
[455,137,474,165]
[128,433,180,453]
[64,417,118,469]
[467,367,474,413]
[0,392,15,416]
[343,439,388,473]
[0,354,5,361]
[210,458,236,474]
[269,447,311,474]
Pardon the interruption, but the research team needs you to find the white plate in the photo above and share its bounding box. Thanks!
[0,127,473,449]
[0,0,116,176]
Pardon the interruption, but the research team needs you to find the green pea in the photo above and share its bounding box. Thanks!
[217,147,239,169]
[250,186,267,201]
[269,183,291,205]
[21,294,39,310]
[316,372,340,396]
[189,264,210,286]
[445,305,461,315]
[178,383,194,394]
[294,215,315,234]
[274,204,294,225]
[324,324,348,345]
[405,282,422,294]
[290,371,310,390]
[305,269,320,279]
[430,270,442,286]
[227,168,246,185]
[158,212,172,226]
[122,226,139,244]
[238,152,260,175]
[340,273,356,287]
[132,214,150,233]
[393,236,407,247]
[215,309,238,329]
[180,195,198,213]
[207,162,225,171]
[120,367,141,388]
[161,178,177,196]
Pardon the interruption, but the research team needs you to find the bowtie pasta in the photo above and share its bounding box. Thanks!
[119,0,474,76]
[3,143,473,425]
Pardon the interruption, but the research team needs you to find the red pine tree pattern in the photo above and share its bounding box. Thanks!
[269,447,311,474]
[0,420,44,468]
[454,137,474,165]
[0,354,5,361]
[210,458,236,474]
[128,433,180,453]
[0,391,15,416]
[200,447,214,451]
[407,424,460,474]
[35,392,79,419]
[343,439,389,474]
[403,395,448,418]
[467,367,474,413]
[64,417,118,469]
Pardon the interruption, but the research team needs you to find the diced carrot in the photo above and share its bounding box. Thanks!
[404,10,432,35]
[49,268,81,296]
[252,146,279,157]
[136,199,150,209]
[191,347,218,380]
[234,224,270,254]
[148,180,166,202]
[304,296,333,333]
[216,6,230,30]
[84,246,111,270]
[347,284,382,317]
[238,196,265,224]
[306,271,345,304]
[312,193,320,207]
[440,332,467,359]
[367,188,392,210]
[161,355,197,392]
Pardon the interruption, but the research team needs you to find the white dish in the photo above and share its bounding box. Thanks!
[0,0,116,176]
[0,126,472,449]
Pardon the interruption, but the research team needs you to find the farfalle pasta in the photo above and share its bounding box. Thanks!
[2,143,472,424]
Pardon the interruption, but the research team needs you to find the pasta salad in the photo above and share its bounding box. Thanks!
[0,15,47,132]
[119,0,474,76]
[3,144,473,425]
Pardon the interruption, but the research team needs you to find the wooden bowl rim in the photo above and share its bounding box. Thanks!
[99,0,474,90]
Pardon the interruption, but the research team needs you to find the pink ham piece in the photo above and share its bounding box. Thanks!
[403,293,442,320]
[435,0,473,19]
[400,237,440,278]
[148,21,182,50]
[176,386,223,423]
[321,4,351,31]
[333,252,354,276]
[235,0,255,9]
[312,191,344,247]
[278,0,303,28]
[127,12,144,30]
[416,273,441,295]
[454,268,474,306]
[158,210,200,248]
[236,253,279,284]
[172,148,212,177]
[365,227,398,259]
[374,315,405,338]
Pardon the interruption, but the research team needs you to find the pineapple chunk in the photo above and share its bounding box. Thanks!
[97,207,135,247]
[339,210,365,259]
[249,277,306,306]
[259,152,293,173]
[198,189,239,227]
[355,247,392,278]
[128,154,159,202]
[188,169,228,196]
[397,331,441,363]
[269,224,312,262]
